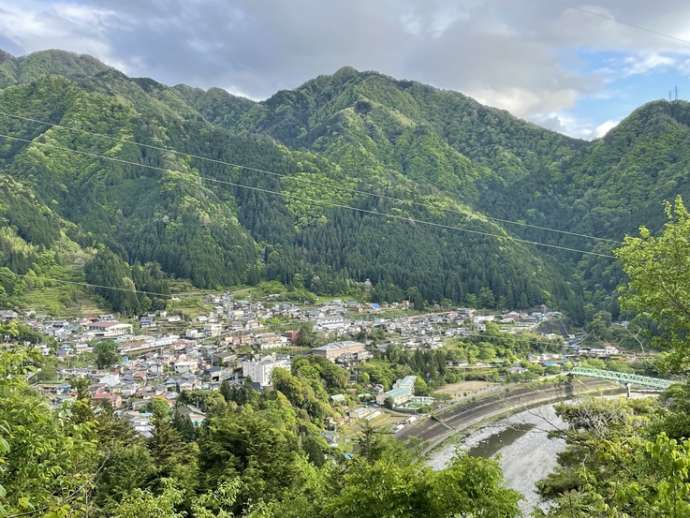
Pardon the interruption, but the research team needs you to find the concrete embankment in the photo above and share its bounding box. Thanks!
[398,378,624,452]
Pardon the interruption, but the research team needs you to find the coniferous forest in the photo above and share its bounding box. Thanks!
[1,49,690,316]
[5,47,690,518]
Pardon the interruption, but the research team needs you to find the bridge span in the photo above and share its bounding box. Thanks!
[569,367,673,390]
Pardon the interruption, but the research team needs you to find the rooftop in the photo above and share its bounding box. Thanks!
[313,340,364,352]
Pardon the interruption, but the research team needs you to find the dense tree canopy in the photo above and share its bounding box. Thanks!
[5,50,689,316]
[616,196,690,370]
[0,345,521,517]
[535,195,690,516]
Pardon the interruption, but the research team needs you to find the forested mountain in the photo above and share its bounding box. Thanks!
[1,49,689,318]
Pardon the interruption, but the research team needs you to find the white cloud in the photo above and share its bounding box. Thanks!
[0,1,128,71]
[470,87,580,119]
[679,57,690,75]
[1,0,690,137]
[594,119,619,138]
[624,52,676,76]
[530,112,619,140]
[532,112,597,140]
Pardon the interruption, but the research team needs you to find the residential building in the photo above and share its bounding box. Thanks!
[87,321,133,337]
[0,309,18,321]
[241,355,291,387]
[311,341,365,362]
[377,375,416,406]
[254,332,288,351]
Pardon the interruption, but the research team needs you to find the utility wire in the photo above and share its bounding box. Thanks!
[42,278,205,298]
[570,6,690,49]
[0,132,616,259]
[467,331,578,350]
[2,10,684,249]
[0,109,620,245]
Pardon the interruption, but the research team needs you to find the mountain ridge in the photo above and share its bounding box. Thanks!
[0,48,688,319]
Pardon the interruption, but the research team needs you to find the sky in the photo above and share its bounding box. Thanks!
[1,1,690,139]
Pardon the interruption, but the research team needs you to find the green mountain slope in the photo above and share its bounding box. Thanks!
[1,49,686,317]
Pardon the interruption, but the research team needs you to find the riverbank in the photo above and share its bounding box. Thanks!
[399,378,624,453]
[425,392,658,515]
[428,403,567,515]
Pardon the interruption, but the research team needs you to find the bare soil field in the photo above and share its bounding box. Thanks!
[435,381,497,398]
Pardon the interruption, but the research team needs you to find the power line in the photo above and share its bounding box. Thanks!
[0,109,620,245]
[41,278,205,298]
[0,132,616,259]
[465,331,572,350]
[570,6,690,49]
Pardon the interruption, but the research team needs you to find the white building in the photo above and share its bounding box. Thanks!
[254,332,289,351]
[241,355,291,387]
[315,316,347,332]
[87,321,133,338]
[174,357,198,374]
[204,323,222,337]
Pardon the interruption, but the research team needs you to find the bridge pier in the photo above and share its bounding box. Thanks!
[626,383,631,398]
[430,414,455,432]
[565,373,574,398]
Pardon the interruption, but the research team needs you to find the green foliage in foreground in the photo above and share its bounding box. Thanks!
[0,347,520,517]
[616,196,690,368]
[535,397,690,518]
[535,195,690,516]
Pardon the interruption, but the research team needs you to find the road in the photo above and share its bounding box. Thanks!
[398,378,623,451]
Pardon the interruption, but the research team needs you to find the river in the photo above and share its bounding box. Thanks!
[427,403,566,515]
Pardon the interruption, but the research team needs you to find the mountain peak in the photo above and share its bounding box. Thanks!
[332,65,360,79]
[603,99,690,143]
[9,49,112,84]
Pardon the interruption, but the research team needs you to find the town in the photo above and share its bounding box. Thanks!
[2,291,631,447]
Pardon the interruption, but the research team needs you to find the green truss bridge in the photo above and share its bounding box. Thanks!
[569,367,674,390]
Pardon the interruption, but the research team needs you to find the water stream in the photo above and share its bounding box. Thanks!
[427,403,566,515]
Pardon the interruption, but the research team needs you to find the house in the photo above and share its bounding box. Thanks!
[174,357,198,374]
[214,351,238,366]
[92,390,123,409]
[181,405,207,427]
[139,317,155,328]
[123,411,154,437]
[164,378,178,392]
[315,316,347,332]
[604,345,620,356]
[377,375,416,406]
[350,406,381,420]
[321,430,339,447]
[177,373,199,392]
[0,309,18,321]
[204,323,222,337]
[311,341,366,362]
[185,329,204,339]
[241,355,291,387]
[207,367,233,383]
[87,321,133,337]
[254,332,288,351]
[98,373,120,387]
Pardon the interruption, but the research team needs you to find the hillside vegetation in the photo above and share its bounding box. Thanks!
[1,49,689,317]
